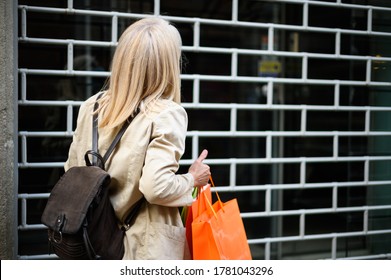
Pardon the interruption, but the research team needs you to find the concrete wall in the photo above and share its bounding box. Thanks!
[0,0,18,260]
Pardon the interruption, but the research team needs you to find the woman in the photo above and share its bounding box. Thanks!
[64,17,211,259]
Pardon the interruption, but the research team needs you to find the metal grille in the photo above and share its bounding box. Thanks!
[18,0,391,260]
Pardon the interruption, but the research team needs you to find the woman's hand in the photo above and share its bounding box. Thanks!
[188,149,211,187]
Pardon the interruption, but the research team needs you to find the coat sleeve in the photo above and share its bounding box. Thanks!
[139,105,194,207]
[64,98,92,171]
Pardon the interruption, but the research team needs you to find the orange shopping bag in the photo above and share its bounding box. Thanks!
[185,184,212,259]
[192,177,252,260]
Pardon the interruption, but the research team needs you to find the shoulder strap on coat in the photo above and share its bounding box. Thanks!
[85,93,138,170]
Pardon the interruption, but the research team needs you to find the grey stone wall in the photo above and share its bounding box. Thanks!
[0,0,18,260]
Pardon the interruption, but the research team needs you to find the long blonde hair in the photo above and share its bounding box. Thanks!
[97,17,182,128]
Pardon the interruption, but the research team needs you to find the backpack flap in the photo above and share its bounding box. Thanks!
[41,166,111,234]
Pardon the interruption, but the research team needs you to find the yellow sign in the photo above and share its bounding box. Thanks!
[258,60,281,77]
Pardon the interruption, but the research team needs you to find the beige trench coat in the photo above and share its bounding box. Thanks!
[64,93,194,259]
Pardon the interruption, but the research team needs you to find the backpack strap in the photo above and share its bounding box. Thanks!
[90,95,101,166]
[85,94,138,170]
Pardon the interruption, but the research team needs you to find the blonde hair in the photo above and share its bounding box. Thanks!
[97,17,182,128]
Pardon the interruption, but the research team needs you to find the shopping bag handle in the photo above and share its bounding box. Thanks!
[209,175,223,209]
[209,175,224,211]
[203,190,217,218]
[198,175,225,218]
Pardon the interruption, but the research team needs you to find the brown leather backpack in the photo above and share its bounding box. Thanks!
[41,95,143,259]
